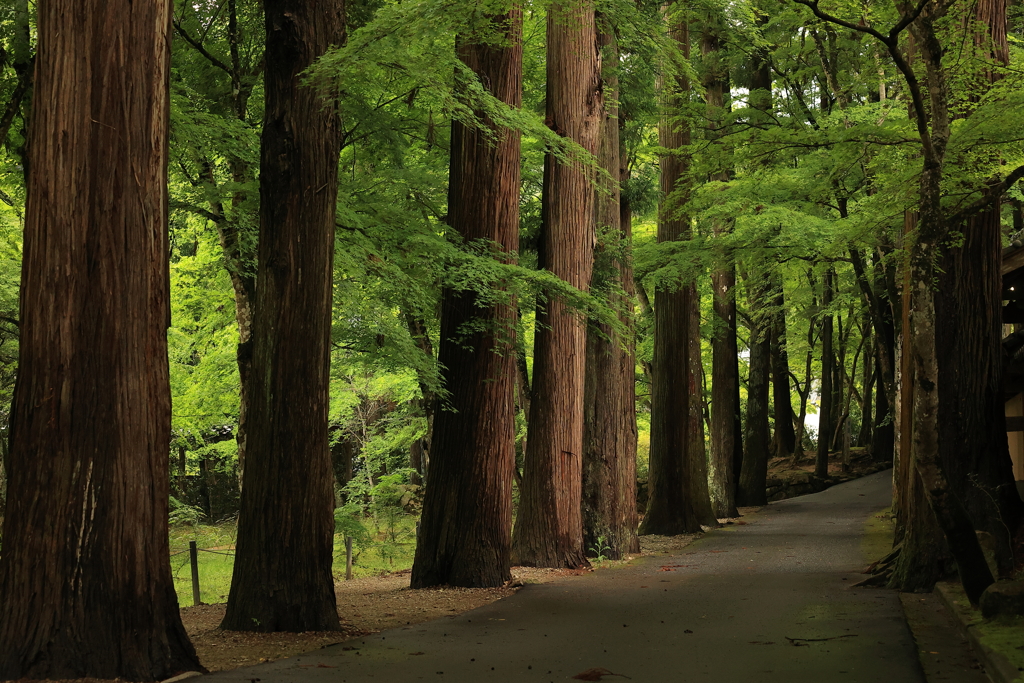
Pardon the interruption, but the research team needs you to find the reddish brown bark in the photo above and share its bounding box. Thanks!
[221,0,344,631]
[411,11,522,588]
[0,0,202,677]
[933,0,1021,572]
[640,12,716,535]
[511,0,601,567]
[582,25,640,560]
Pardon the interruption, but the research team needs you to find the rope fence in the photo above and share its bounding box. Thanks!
[170,537,355,606]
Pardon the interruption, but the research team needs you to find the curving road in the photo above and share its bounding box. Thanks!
[204,470,926,682]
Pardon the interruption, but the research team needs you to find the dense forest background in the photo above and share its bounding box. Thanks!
[0,0,1022,614]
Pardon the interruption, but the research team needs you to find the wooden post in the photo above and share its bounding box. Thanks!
[345,536,353,580]
[189,541,201,606]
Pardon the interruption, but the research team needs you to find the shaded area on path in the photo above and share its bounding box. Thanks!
[204,470,925,682]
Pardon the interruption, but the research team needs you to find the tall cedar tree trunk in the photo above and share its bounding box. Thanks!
[890,324,947,591]
[883,1,1005,597]
[511,0,600,567]
[903,7,993,604]
[710,266,740,516]
[738,269,771,506]
[815,269,835,477]
[641,10,717,534]
[582,24,640,560]
[934,0,1021,574]
[221,0,345,631]
[0,0,203,676]
[703,17,739,519]
[411,13,523,587]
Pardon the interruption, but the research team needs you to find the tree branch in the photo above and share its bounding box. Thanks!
[790,0,935,160]
[946,165,1024,227]
[173,20,233,76]
[0,65,31,148]
[169,199,225,224]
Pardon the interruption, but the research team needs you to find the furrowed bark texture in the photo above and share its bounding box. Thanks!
[641,13,716,535]
[221,0,344,631]
[704,18,739,518]
[933,0,1020,573]
[936,203,1021,570]
[411,15,522,588]
[582,25,640,560]
[890,214,947,591]
[890,0,1008,596]
[901,8,994,603]
[0,0,202,677]
[511,0,600,568]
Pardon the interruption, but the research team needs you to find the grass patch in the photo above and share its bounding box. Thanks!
[169,513,419,606]
[975,617,1024,673]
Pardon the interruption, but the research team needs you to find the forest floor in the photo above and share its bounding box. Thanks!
[181,533,702,672]
[184,451,891,673]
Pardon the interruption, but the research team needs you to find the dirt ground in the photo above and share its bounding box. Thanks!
[184,533,704,672]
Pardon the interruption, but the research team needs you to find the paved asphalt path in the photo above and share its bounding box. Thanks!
[205,470,925,682]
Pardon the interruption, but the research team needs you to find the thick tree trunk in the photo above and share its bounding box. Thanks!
[933,0,1021,572]
[411,13,522,588]
[935,201,1020,572]
[582,25,640,560]
[704,17,739,519]
[816,269,835,478]
[0,0,202,676]
[902,11,994,603]
[221,0,345,631]
[640,11,716,535]
[511,0,600,567]
[910,272,995,604]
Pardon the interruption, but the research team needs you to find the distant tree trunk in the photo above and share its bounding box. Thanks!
[411,11,522,588]
[641,9,716,534]
[511,0,600,568]
[816,268,835,478]
[857,334,874,448]
[405,316,437,487]
[703,15,739,519]
[738,270,771,507]
[0,0,202,676]
[770,278,797,457]
[582,23,640,560]
[872,356,894,461]
[710,265,740,517]
[221,0,345,632]
[330,434,355,498]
